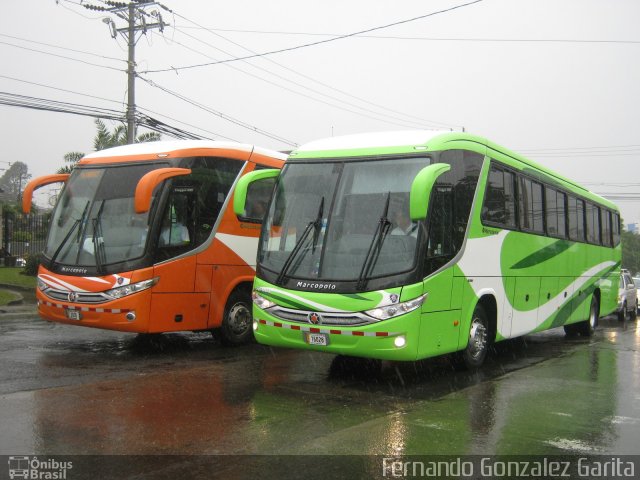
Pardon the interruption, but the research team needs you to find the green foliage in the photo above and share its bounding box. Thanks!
[57,151,85,174]
[24,252,43,276]
[58,119,162,174]
[0,161,31,203]
[621,230,640,275]
[0,290,21,307]
[0,267,37,288]
[11,231,32,242]
[1,204,17,220]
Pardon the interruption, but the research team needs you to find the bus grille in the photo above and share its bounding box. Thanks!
[268,306,376,326]
[44,289,111,304]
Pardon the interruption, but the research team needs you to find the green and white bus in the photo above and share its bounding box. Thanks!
[234,131,621,368]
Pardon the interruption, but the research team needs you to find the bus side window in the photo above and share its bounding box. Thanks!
[243,176,277,223]
[612,212,621,246]
[483,166,516,229]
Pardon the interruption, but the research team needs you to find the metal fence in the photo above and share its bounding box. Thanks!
[1,206,50,266]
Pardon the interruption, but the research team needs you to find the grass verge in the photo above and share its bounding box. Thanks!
[0,267,37,289]
[0,289,21,307]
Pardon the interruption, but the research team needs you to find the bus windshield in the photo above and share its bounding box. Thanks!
[259,156,431,283]
[45,163,163,269]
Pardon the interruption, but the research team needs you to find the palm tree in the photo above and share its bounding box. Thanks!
[57,119,161,174]
[93,119,161,150]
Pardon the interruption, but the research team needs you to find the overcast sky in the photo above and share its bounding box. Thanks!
[2,0,639,224]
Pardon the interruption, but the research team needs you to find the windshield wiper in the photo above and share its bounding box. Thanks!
[311,197,324,253]
[356,192,392,291]
[275,197,325,286]
[92,200,107,274]
[49,201,90,269]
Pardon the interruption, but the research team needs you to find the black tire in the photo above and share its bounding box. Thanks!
[563,323,579,336]
[220,288,254,346]
[577,295,599,336]
[459,304,491,370]
[617,302,627,322]
[632,301,638,321]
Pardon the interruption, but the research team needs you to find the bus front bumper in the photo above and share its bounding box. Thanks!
[252,307,422,361]
[36,289,152,333]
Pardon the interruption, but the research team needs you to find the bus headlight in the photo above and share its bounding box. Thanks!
[252,291,275,309]
[104,278,158,300]
[365,294,427,320]
[37,279,49,292]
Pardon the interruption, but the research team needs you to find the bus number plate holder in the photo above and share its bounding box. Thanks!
[304,332,329,346]
[66,310,82,321]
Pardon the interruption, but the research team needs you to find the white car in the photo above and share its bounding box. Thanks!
[617,270,637,321]
[634,277,640,314]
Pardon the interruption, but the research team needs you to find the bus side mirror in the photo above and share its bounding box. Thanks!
[135,168,192,214]
[233,168,280,217]
[22,174,70,214]
[409,163,451,220]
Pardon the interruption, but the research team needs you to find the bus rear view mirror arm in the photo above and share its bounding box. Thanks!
[409,163,451,220]
[134,168,192,214]
[22,174,70,214]
[233,168,280,217]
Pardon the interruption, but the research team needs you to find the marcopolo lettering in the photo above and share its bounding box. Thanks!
[296,281,337,290]
[60,266,89,274]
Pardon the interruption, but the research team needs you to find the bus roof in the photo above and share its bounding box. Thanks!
[81,140,287,164]
[290,130,618,212]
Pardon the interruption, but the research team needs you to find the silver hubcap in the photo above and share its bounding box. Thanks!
[228,303,251,335]
[468,318,487,360]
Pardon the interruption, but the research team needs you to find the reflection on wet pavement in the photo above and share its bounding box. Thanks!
[0,316,637,457]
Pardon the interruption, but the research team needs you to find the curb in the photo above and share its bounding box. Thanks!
[6,290,24,306]
[0,282,36,293]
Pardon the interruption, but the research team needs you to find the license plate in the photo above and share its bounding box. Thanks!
[66,309,82,321]
[304,332,329,346]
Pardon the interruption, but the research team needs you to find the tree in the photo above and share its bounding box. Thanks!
[57,152,84,175]
[0,161,31,203]
[621,229,640,275]
[57,118,161,174]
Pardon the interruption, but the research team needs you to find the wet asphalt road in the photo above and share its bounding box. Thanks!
[0,311,638,475]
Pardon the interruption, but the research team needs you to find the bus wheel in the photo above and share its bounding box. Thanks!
[577,295,599,336]
[460,304,490,370]
[563,323,579,336]
[220,289,254,346]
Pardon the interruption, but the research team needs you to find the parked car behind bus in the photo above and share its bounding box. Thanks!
[617,270,637,321]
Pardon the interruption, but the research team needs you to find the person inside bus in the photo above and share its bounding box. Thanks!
[391,209,418,237]
[160,222,190,247]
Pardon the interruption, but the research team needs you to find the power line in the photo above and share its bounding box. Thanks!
[164,14,457,130]
[138,75,299,146]
[142,0,485,74]
[0,90,209,141]
[0,74,123,105]
[0,74,237,142]
[0,40,124,72]
[0,33,125,63]
[173,26,640,45]
[0,91,126,121]
[151,29,438,131]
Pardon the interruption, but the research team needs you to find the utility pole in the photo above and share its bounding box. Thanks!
[126,1,137,144]
[84,1,168,144]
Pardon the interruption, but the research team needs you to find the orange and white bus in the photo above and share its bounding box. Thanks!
[22,141,286,344]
